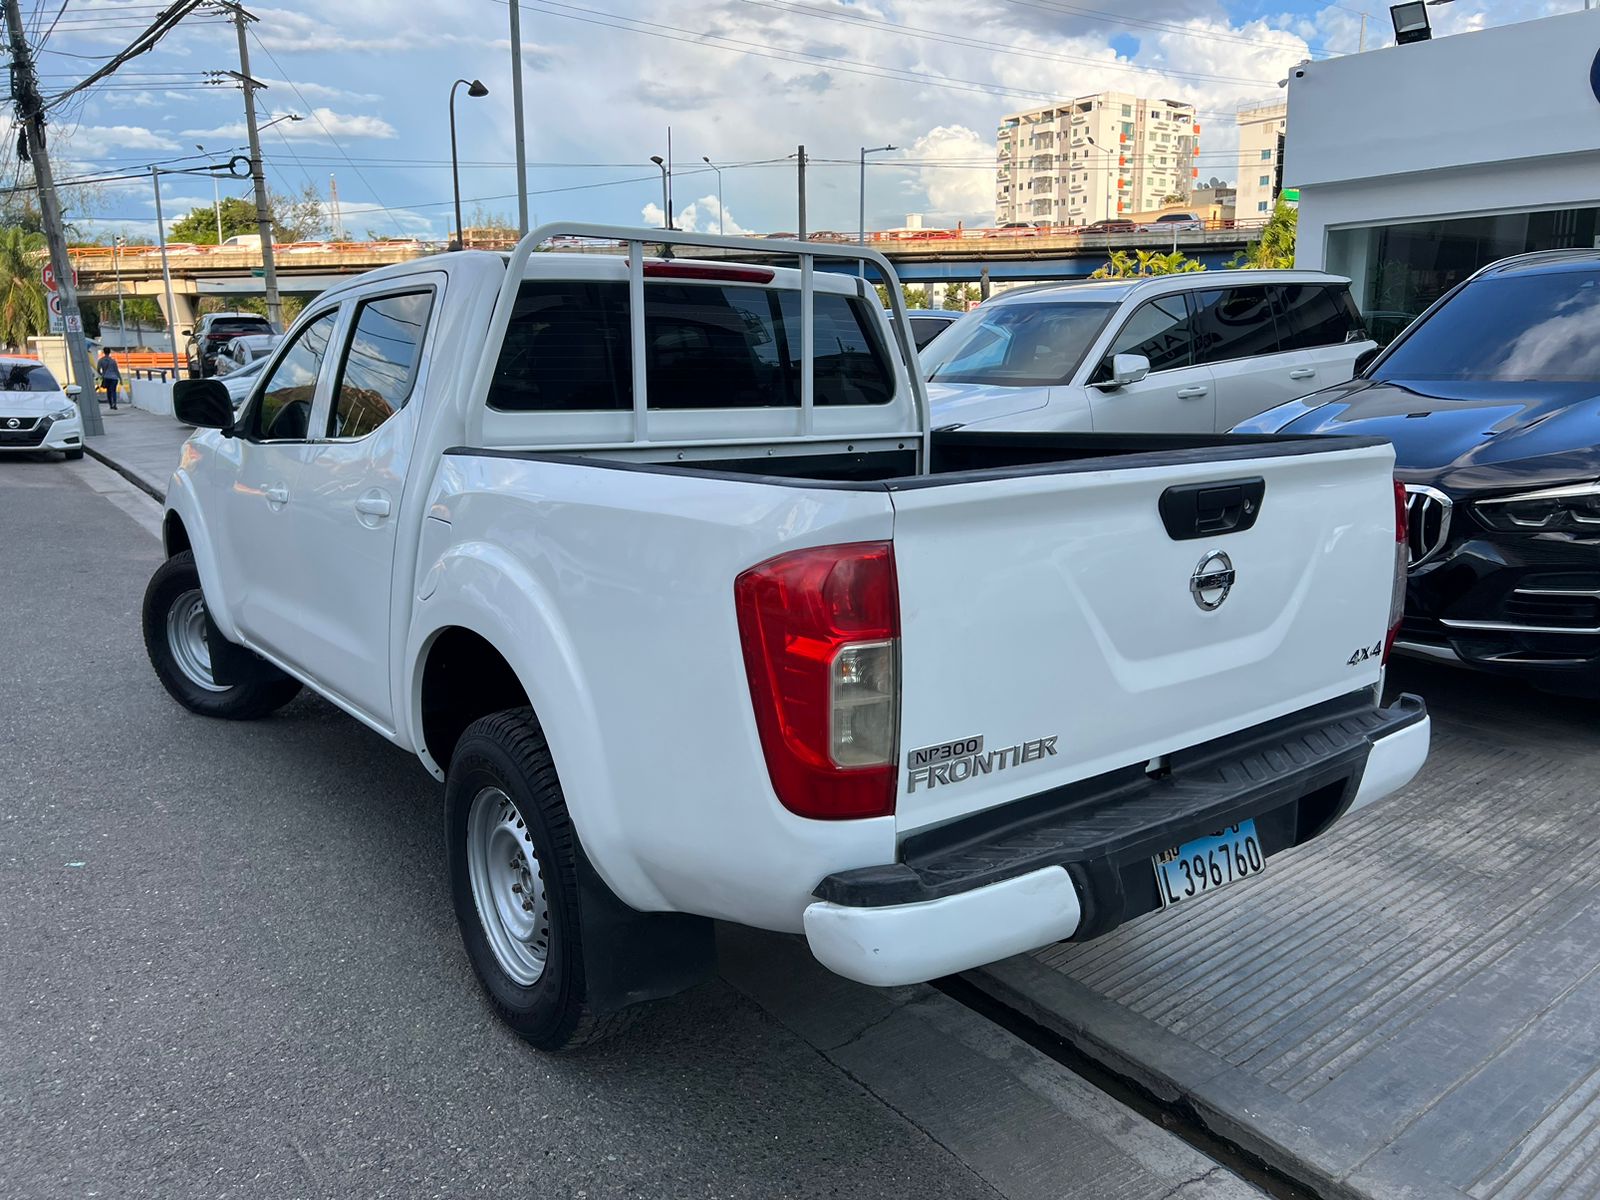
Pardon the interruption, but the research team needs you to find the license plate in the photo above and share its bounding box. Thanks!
[1153,821,1264,909]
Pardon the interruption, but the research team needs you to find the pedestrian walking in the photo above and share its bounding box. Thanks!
[97,348,121,412]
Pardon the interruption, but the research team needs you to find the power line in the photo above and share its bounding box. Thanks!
[44,0,207,109]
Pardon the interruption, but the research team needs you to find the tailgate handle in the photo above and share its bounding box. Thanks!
[1158,477,1265,541]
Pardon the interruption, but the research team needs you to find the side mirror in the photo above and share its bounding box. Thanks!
[1353,346,1381,377]
[1094,352,1150,390]
[179,327,193,338]
[173,377,235,433]
[64,384,80,396]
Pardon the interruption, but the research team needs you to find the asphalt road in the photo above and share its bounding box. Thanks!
[0,456,1004,1200]
[2,455,1267,1200]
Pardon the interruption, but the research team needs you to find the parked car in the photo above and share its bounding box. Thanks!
[1233,249,1600,695]
[184,312,274,378]
[1152,212,1205,232]
[924,270,1375,434]
[888,307,964,351]
[144,224,1427,1052]
[217,354,269,409]
[215,333,282,377]
[0,358,84,460]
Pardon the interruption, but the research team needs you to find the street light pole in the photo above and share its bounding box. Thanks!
[196,143,223,243]
[650,156,670,229]
[858,144,896,245]
[449,78,489,251]
[702,156,723,234]
[151,166,181,377]
[507,0,529,234]
[112,236,127,348]
[1086,136,1115,230]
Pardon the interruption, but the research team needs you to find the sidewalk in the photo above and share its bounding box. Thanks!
[971,662,1600,1200]
[82,402,189,500]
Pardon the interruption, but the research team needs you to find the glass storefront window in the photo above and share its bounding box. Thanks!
[1327,206,1600,345]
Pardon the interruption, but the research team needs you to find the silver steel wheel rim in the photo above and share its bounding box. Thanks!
[166,589,226,693]
[466,786,550,986]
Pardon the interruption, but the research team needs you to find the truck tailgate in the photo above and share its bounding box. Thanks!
[889,441,1397,834]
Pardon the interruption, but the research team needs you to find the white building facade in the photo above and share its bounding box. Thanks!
[1288,9,1600,341]
[1235,100,1286,221]
[995,92,1199,226]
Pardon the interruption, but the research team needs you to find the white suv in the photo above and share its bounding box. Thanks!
[0,357,84,460]
[925,270,1375,434]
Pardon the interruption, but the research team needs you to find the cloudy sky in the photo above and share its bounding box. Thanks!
[21,0,1568,241]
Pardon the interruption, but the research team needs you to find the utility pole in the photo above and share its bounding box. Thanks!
[222,3,282,328]
[796,144,807,240]
[112,235,127,348]
[151,167,181,376]
[3,0,101,434]
[329,174,342,241]
[507,0,529,234]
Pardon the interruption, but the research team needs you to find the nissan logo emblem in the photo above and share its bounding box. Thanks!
[1190,550,1236,611]
[4,418,17,429]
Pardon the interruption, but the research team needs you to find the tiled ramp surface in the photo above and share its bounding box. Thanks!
[973,661,1600,1200]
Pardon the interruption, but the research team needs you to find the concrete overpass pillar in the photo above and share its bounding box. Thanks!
[156,290,198,339]
[980,266,991,300]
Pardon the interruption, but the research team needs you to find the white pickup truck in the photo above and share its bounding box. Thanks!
[143,225,1430,1051]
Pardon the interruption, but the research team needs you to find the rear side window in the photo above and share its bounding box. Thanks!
[1094,294,1194,379]
[328,290,433,439]
[1191,287,1281,364]
[1272,284,1360,350]
[487,280,893,411]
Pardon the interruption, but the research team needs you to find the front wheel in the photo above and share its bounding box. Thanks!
[445,708,635,1051]
[63,447,83,461]
[141,550,301,719]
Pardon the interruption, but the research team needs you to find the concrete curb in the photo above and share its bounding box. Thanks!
[967,957,1471,1200]
[83,440,165,502]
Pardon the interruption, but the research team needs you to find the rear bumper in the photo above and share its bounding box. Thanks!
[804,692,1428,987]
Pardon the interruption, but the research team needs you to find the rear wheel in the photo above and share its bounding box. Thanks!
[141,550,300,719]
[445,708,635,1051]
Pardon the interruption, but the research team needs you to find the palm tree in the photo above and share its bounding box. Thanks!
[0,226,47,351]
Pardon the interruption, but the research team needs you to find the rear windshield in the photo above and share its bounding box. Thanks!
[210,318,271,335]
[921,301,1116,387]
[0,362,59,391]
[1375,271,1600,382]
[488,279,895,411]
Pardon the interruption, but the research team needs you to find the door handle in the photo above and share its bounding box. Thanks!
[355,492,392,519]
[263,484,290,506]
[1288,368,1317,380]
[1176,386,1208,398]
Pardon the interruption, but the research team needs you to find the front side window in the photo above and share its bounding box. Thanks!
[1374,270,1600,382]
[248,310,337,440]
[1191,287,1281,364]
[328,290,434,438]
[1093,295,1194,379]
[922,301,1116,387]
[1273,284,1360,351]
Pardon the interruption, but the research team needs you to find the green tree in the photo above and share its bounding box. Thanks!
[872,283,930,310]
[169,196,258,244]
[167,184,329,245]
[1231,200,1297,269]
[0,226,47,350]
[1090,249,1206,279]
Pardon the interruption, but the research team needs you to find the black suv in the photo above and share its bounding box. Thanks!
[1235,250,1600,695]
[185,312,273,378]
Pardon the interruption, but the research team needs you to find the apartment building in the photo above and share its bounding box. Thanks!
[994,92,1199,226]
[1236,100,1287,220]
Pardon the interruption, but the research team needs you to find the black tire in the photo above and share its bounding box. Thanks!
[141,550,301,719]
[445,708,635,1051]
[63,447,83,461]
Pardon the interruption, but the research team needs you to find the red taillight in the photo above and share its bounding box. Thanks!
[644,262,775,284]
[1385,480,1408,664]
[735,542,899,820]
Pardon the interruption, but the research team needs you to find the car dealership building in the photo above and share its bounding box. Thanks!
[1288,8,1600,341]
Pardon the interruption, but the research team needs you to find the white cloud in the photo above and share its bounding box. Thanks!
[75,125,178,152]
[896,126,993,226]
[643,194,749,236]
[181,108,397,142]
[259,78,382,104]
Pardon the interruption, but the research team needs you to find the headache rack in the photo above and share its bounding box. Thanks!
[462,222,934,474]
